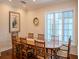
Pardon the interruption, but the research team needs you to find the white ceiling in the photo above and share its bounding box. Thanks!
[0,0,72,10]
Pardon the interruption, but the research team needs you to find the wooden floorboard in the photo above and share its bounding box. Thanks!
[0,49,78,59]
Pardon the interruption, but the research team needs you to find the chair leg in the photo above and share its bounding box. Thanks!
[67,57,70,59]
[44,56,46,59]
[58,56,62,59]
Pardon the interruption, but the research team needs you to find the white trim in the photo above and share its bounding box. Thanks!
[0,47,12,52]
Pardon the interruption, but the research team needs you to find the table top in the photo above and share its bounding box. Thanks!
[26,38,63,49]
[45,41,62,49]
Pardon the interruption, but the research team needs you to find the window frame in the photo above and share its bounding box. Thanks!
[45,10,74,45]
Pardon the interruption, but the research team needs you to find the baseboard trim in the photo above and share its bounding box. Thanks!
[1,47,12,52]
[1,49,12,56]
[70,54,78,58]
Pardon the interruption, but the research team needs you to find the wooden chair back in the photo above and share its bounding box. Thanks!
[59,36,71,59]
[35,40,46,59]
[28,33,34,39]
[11,32,22,59]
[20,37,27,51]
[11,32,18,43]
[20,37,27,59]
[20,37,27,44]
[67,36,71,59]
[38,34,44,40]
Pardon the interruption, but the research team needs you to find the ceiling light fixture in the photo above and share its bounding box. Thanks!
[21,1,26,4]
[9,0,12,2]
[33,0,36,2]
[20,1,27,8]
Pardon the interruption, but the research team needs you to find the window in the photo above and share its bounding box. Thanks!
[45,13,54,42]
[63,11,73,43]
[45,11,73,44]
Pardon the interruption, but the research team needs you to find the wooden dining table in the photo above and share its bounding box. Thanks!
[26,38,63,59]
[45,41,62,59]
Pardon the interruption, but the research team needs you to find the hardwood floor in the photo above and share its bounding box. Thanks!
[0,49,78,59]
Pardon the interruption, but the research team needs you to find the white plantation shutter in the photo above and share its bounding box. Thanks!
[45,10,73,44]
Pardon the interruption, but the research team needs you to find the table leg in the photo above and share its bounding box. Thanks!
[53,50,57,59]
[51,49,52,59]
[53,49,59,59]
[46,49,50,59]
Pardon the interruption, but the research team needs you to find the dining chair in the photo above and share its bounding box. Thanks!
[20,37,27,59]
[57,36,71,59]
[35,40,46,59]
[11,32,22,59]
[28,33,34,39]
[38,34,44,40]
[11,32,18,43]
[15,43,21,59]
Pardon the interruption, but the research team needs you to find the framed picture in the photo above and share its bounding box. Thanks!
[33,17,39,26]
[9,11,20,33]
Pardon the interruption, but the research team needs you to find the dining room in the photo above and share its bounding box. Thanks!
[0,0,78,59]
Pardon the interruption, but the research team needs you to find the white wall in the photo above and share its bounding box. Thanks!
[0,3,27,52]
[26,0,78,55]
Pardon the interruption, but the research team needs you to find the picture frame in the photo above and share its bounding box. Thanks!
[33,17,39,26]
[9,11,20,33]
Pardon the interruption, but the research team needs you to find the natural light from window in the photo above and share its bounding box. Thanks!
[45,10,73,44]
